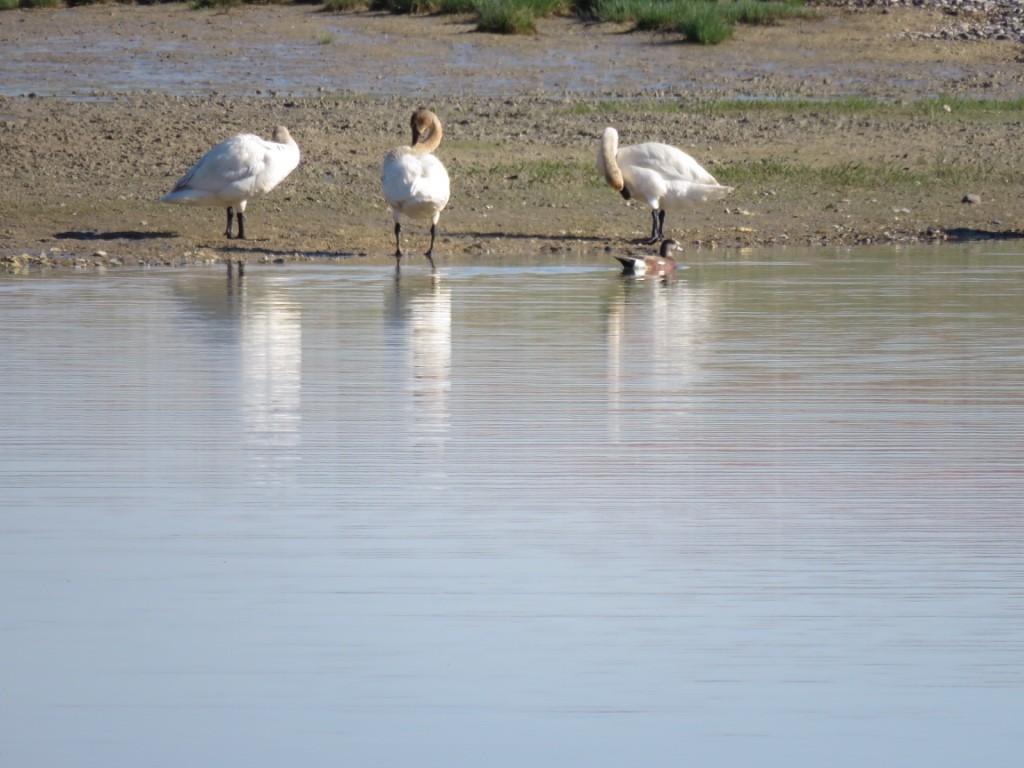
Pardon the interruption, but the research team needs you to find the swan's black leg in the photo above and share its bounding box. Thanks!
[394,222,404,259]
[425,223,437,270]
[225,207,234,239]
[656,210,666,241]
[236,211,246,240]
[644,209,660,244]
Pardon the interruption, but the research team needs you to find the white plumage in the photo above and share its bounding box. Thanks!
[598,126,732,243]
[161,125,300,240]
[381,108,451,268]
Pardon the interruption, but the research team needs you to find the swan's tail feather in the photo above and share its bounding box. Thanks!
[160,189,213,205]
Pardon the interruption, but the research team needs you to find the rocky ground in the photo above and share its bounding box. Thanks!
[1,3,1022,272]
[823,0,1024,43]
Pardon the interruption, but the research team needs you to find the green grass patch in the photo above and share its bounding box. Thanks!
[718,155,1017,191]
[474,0,568,33]
[370,0,474,12]
[189,0,243,9]
[463,157,594,186]
[8,0,63,7]
[1,0,814,44]
[591,0,813,44]
[323,0,368,9]
[569,95,1024,122]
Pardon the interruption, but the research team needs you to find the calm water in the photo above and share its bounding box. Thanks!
[2,247,1023,767]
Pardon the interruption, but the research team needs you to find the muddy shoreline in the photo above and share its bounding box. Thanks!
[2,5,1023,271]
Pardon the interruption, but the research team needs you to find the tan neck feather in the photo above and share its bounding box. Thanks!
[412,111,444,155]
[598,127,624,191]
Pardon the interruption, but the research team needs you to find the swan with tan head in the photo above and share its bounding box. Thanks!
[161,126,300,240]
[381,108,451,269]
[598,126,732,244]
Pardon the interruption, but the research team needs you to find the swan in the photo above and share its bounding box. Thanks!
[381,108,451,268]
[597,126,732,244]
[615,238,679,277]
[161,125,300,240]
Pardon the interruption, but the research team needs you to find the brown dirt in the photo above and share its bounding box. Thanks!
[1,5,1023,271]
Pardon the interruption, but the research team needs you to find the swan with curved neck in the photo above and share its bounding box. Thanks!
[598,126,732,244]
[381,108,451,269]
[161,125,300,240]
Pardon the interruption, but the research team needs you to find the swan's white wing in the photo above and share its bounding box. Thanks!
[254,138,301,195]
[382,150,450,220]
[618,164,669,209]
[409,155,450,208]
[662,180,734,208]
[170,134,266,195]
[382,149,416,203]
[617,141,720,185]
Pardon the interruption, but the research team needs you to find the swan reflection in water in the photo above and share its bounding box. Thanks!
[172,272,303,484]
[605,271,715,444]
[385,271,452,456]
[239,279,302,479]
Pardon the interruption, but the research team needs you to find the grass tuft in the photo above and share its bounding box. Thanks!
[593,0,813,44]
[474,0,568,33]
[0,0,814,44]
[323,0,368,9]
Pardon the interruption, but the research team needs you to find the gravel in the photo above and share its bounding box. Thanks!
[822,0,1024,43]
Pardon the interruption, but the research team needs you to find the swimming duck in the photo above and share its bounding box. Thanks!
[615,239,679,277]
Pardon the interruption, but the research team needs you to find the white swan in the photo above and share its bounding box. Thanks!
[615,238,679,278]
[598,126,732,243]
[161,126,300,240]
[381,108,451,268]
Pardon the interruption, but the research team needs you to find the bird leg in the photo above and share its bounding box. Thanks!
[425,223,437,270]
[393,222,404,259]
[236,211,246,240]
[644,209,666,244]
[225,207,235,239]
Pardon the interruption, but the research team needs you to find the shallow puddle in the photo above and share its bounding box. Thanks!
[2,246,1023,766]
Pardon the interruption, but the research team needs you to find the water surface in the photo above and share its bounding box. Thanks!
[2,246,1023,767]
